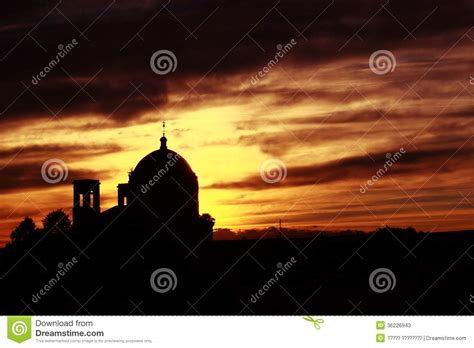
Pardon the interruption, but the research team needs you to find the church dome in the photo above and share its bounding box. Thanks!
[131,145,196,186]
[127,133,199,221]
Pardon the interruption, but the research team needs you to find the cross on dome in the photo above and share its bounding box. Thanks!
[160,121,167,150]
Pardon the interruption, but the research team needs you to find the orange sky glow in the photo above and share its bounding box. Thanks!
[0,1,473,245]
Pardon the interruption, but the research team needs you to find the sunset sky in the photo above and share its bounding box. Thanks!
[0,0,473,244]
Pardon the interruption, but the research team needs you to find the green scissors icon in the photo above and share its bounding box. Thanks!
[303,315,324,330]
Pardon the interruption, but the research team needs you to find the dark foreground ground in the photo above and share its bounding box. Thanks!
[0,227,473,315]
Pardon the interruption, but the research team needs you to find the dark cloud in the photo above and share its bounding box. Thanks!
[0,143,123,160]
[236,125,389,157]
[207,142,473,190]
[0,162,108,194]
[0,0,473,125]
[446,107,474,119]
[234,105,474,156]
[1,0,473,236]
[0,143,122,193]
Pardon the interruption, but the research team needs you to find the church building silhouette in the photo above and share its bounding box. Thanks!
[71,122,211,249]
[0,123,471,316]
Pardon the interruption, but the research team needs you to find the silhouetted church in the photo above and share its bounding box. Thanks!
[0,123,471,316]
[71,123,211,248]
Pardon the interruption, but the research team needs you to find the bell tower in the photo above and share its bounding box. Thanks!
[72,179,100,230]
[117,183,130,207]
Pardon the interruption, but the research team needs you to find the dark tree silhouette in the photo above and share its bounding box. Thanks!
[199,213,216,233]
[42,209,72,235]
[10,217,36,244]
[200,213,215,226]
